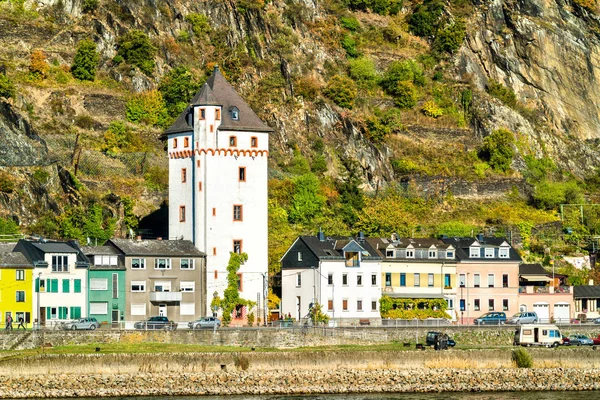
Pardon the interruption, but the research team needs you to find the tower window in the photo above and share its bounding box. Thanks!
[215,109,221,120]
[231,107,239,120]
[251,137,258,148]
[212,208,216,216]
[173,138,178,148]
[233,205,243,221]
[229,136,237,147]
[198,182,202,191]
[233,240,242,254]
[181,168,187,183]
[184,137,189,148]
[179,206,186,222]
[239,167,246,182]
[199,108,205,120]
[210,124,214,133]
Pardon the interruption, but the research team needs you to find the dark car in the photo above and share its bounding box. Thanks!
[474,312,507,325]
[134,316,177,330]
[426,331,456,349]
[561,335,571,346]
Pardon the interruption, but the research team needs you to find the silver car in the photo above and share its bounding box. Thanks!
[61,317,101,330]
[507,312,538,325]
[188,316,221,329]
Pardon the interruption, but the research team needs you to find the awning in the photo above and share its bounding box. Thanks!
[520,275,552,282]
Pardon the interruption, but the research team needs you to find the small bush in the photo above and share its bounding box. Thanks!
[511,348,533,368]
[340,16,361,31]
[323,75,357,109]
[0,217,19,235]
[479,128,515,172]
[71,39,99,81]
[82,0,98,13]
[185,13,211,37]
[487,80,517,109]
[421,100,443,118]
[116,30,157,76]
[393,81,417,109]
[74,114,95,129]
[29,50,49,80]
[0,74,15,99]
[234,354,250,371]
[144,165,168,191]
[433,19,466,54]
[294,75,321,101]
[0,172,14,193]
[407,0,444,37]
[101,120,141,156]
[32,168,50,184]
[126,90,169,128]
[341,34,360,58]
[348,56,378,88]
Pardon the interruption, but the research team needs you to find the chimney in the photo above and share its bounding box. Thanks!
[317,227,325,242]
[476,233,484,242]
[358,231,365,241]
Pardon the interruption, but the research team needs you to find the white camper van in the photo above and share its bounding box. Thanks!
[513,324,563,347]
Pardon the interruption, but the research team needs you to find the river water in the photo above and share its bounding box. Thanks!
[57,393,595,400]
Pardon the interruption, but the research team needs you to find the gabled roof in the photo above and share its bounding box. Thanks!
[366,237,455,262]
[81,245,125,271]
[164,66,273,135]
[286,235,382,261]
[106,239,205,257]
[441,237,521,262]
[0,250,33,269]
[574,285,600,298]
[13,239,89,266]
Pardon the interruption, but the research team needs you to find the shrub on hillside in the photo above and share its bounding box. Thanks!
[185,13,211,37]
[116,30,157,76]
[82,0,98,13]
[0,217,19,235]
[346,0,402,15]
[29,50,49,80]
[340,15,361,31]
[158,66,201,117]
[0,74,15,99]
[433,19,466,54]
[381,59,424,96]
[511,348,533,368]
[101,121,141,156]
[479,128,515,172]
[323,75,357,109]
[392,81,417,109]
[0,172,14,193]
[421,100,444,118]
[348,56,378,88]
[341,34,360,58]
[407,0,445,37]
[126,90,169,128]
[487,80,518,108]
[71,39,99,81]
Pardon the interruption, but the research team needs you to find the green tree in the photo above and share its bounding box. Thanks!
[479,128,515,172]
[323,75,357,109]
[221,252,253,325]
[83,203,116,242]
[185,13,211,37]
[407,0,445,37]
[158,66,202,117]
[122,196,139,232]
[101,120,141,156]
[348,56,378,88]
[116,30,157,76]
[433,19,466,54]
[0,74,16,99]
[71,39,99,81]
[0,217,19,235]
[288,174,325,225]
[126,90,169,128]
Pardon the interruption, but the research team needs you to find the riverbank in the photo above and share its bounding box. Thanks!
[1,348,600,397]
[1,368,600,398]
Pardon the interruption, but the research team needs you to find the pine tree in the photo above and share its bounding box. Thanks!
[71,39,99,81]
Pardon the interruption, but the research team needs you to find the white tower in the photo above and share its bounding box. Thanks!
[164,66,271,317]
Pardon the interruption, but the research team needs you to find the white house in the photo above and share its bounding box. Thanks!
[163,66,272,322]
[280,231,382,326]
[15,239,89,327]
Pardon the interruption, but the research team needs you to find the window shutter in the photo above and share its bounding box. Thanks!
[74,279,81,293]
[59,307,66,319]
[46,307,51,320]
[35,277,39,292]
[51,279,58,293]
[62,279,70,293]
[70,307,81,319]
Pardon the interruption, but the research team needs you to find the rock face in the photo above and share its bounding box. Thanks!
[457,0,600,176]
[0,101,48,167]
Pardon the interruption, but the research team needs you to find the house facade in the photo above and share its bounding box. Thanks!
[164,66,271,321]
[106,239,206,327]
[81,245,126,326]
[442,236,521,324]
[573,286,600,320]
[280,232,382,326]
[517,263,573,323]
[368,236,458,320]
[0,243,34,327]
[14,239,90,327]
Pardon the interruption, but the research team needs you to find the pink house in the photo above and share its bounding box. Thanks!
[442,236,521,324]
[517,263,573,323]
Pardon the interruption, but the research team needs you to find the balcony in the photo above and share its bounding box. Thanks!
[149,291,182,302]
[518,286,572,295]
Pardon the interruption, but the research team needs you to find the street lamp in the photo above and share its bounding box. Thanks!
[37,272,41,330]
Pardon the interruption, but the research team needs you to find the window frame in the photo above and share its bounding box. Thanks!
[474,299,480,311]
[199,108,205,120]
[16,291,25,302]
[428,273,434,287]
[229,136,237,147]
[233,205,243,221]
[296,273,302,287]
[131,258,146,269]
[16,270,24,281]
[154,259,172,270]
[488,299,495,311]
[181,168,187,183]
[414,273,420,287]
[184,137,189,148]
[488,274,495,288]
[131,281,146,292]
[239,167,246,182]
[233,239,242,254]
[179,205,186,222]
[180,259,195,270]
[250,136,258,148]
[51,255,69,272]
[215,109,221,120]
[474,273,480,288]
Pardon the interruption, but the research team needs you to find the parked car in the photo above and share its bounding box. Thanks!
[425,331,456,348]
[513,324,562,347]
[188,317,221,330]
[592,335,600,345]
[474,312,507,325]
[507,312,538,325]
[61,317,101,331]
[568,334,594,346]
[561,335,571,346]
[134,316,177,330]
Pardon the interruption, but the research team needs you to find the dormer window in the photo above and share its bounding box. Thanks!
[230,106,239,120]
[386,250,394,258]
[499,248,509,258]
[469,246,480,258]
[199,108,205,120]
[485,248,494,258]
[428,249,437,258]
[446,251,454,259]
[406,250,414,258]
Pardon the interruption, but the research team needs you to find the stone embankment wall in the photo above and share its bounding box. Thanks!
[2,325,599,351]
[1,368,600,398]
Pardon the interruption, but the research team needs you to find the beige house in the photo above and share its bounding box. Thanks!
[106,239,206,327]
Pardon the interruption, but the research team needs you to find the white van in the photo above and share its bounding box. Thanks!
[513,324,562,347]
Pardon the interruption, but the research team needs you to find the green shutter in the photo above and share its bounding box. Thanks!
[70,307,81,319]
[51,279,58,293]
[35,277,39,293]
[74,279,81,293]
[46,307,51,320]
[59,307,67,319]
[62,279,70,293]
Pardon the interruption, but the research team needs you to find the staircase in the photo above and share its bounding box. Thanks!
[8,331,33,350]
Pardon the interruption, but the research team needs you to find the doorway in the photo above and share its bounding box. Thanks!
[40,307,46,327]
[112,310,119,328]
[159,304,167,317]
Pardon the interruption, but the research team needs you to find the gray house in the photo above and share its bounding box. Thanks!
[105,239,206,327]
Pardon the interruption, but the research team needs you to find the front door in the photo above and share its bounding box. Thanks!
[40,307,46,328]
[159,304,167,317]
[112,310,119,328]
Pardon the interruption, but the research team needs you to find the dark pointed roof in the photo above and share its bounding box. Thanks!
[106,239,205,257]
[164,66,273,136]
[441,237,522,262]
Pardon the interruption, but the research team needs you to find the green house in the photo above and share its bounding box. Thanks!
[81,246,126,326]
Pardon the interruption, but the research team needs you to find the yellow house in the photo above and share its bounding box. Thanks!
[0,244,34,328]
